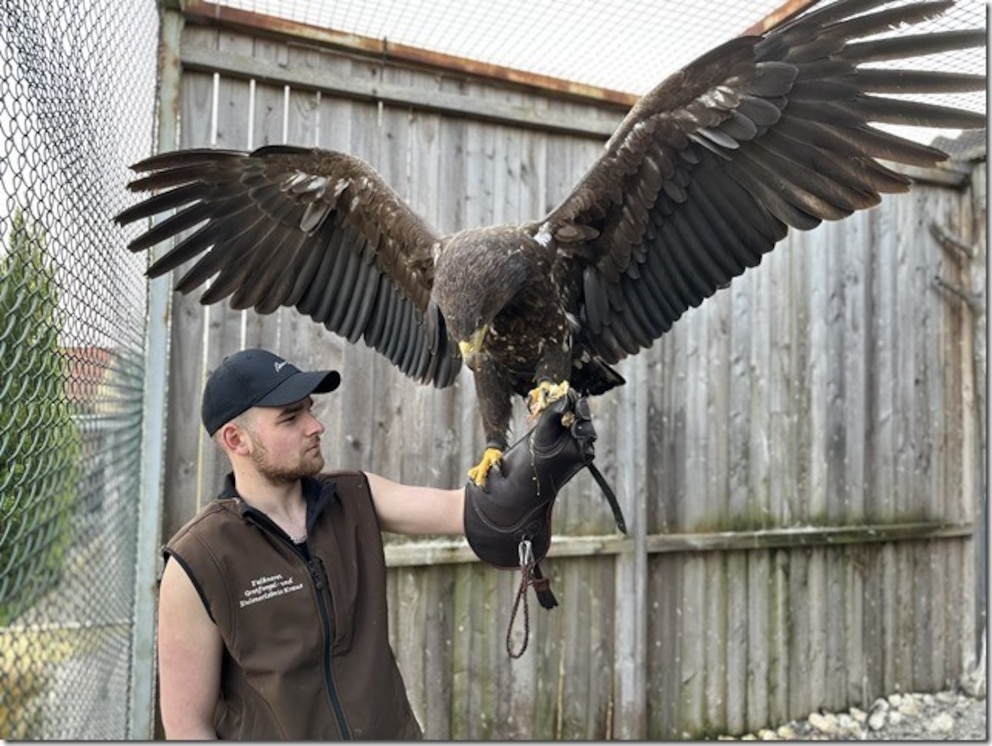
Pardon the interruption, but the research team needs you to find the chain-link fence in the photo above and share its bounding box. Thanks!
[0,0,159,738]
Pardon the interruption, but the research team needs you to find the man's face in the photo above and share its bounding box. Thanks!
[242,396,326,482]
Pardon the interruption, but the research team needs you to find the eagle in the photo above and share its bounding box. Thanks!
[116,0,985,486]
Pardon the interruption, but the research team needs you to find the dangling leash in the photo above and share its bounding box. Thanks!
[505,539,557,658]
[587,461,626,534]
[504,464,624,658]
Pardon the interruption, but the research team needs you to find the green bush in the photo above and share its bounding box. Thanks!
[0,210,81,627]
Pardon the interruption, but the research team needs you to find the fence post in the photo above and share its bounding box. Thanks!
[612,357,648,737]
[127,5,184,738]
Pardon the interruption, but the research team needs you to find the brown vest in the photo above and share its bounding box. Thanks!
[163,471,422,740]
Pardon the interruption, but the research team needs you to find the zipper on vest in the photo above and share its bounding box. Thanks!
[307,556,353,740]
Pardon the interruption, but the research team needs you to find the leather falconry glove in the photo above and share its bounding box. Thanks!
[463,389,621,656]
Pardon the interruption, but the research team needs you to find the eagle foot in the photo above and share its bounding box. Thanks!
[527,380,570,419]
[468,447,503,487]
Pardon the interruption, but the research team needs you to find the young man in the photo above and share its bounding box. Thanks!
[157,348,596,739]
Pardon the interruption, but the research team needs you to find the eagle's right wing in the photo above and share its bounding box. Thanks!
[116,146,461,387]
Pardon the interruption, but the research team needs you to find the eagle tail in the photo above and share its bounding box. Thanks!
[571,360,626,396]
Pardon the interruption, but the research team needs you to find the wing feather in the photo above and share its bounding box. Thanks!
[296,229,346,320]
[255,232,312,315]
[338,254,378,343]
[363,275,392,349]
[384,291,411,366]
[624,261,670,336]
[378,284,402,362]
[116,146,461,387]
[325,241,364,332]
[543,0,983,368]
[636,236,680,328]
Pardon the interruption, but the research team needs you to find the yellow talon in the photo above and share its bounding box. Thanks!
[527,380,570,418]
[468,447,503,487]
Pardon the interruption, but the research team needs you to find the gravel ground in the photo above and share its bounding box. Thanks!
[718,680,986,741]
[720,689,986,741]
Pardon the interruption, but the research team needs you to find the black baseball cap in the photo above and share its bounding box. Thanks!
[201,348,341,435]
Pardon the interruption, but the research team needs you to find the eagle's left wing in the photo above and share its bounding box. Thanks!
[542,0,985,364]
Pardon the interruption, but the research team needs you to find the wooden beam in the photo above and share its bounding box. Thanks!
[384,520,975,567]
[179,45,626,138]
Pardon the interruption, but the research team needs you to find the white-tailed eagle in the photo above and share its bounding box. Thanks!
[116,0,986,485]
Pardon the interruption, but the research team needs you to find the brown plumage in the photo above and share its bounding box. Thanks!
[116,0,985,483]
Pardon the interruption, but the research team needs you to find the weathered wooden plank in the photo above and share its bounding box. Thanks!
[768,549,790,724]
[842,546,866,704]
[679,555,706,736]
[871,203,899,523]
[896,543,917,691]
[768,245,796,528]
[747,241,773,530]
[786,548,809,719]
[725,551,747,733]
[745,552,771,732]
[728,268,753,528]
[824,545,847,711]
[612,354,648,738]
[647,553,682,738]
[805,227,829,524]
[703,553,727,733]
[807,548,828,714]
[842,212,869,525]
[180,45,626,138]
[861,543,884,702]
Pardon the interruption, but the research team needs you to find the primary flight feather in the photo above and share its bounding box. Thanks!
[116,0,986,485]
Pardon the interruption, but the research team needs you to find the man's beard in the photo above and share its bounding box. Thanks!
[250,437,324,483]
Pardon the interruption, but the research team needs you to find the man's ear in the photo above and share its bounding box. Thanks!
[218,422,251,455]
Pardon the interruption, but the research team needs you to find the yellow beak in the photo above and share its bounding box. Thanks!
[458,326,489,370]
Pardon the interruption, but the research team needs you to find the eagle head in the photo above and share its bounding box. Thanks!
[433,225,537,370]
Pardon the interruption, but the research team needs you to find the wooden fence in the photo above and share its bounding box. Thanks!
[149,5,986,738]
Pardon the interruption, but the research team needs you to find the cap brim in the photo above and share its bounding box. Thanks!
[254,369,341,408]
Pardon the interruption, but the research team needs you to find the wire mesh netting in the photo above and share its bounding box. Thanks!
[222,0,987,106]
[0,0,158,739]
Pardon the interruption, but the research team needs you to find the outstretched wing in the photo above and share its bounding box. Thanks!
[116,145,461,387]
[543,0,985,364]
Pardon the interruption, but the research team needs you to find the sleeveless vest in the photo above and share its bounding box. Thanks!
[163,471,422,740]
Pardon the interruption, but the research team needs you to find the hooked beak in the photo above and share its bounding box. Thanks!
[458,325,489,370]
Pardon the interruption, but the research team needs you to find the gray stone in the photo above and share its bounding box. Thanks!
[898,696,921,717]
[868,708,888,731]
[775,724,796,739]
[808,712,837,735]
[927,712,955,734]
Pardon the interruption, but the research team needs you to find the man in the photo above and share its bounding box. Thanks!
[157,348,596,739]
